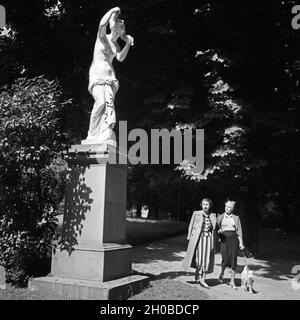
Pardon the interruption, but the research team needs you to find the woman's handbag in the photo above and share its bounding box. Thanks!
[217,227,225,242]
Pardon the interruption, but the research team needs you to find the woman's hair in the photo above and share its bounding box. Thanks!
[225,200,236,207]
[201,198,213,208]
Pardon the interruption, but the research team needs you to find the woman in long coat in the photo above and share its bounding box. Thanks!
[182,198,217,288]
[217,200,244,289]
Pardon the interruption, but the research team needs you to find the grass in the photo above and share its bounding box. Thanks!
[129,279,209,300]
[0,285,64,300]
[126,218,188,245]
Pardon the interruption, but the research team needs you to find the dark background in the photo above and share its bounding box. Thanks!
[1,0,300,254]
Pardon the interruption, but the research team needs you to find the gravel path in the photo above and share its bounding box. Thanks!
[132,230,300,300]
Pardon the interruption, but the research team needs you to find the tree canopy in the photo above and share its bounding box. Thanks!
[1,0,299,227]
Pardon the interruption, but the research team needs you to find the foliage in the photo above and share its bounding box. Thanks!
[0,0,299,233]
[0,76,69,284]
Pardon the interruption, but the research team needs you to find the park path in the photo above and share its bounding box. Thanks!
[131,229,300,300]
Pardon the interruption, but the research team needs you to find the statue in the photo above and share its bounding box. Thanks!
[82,7,134,145]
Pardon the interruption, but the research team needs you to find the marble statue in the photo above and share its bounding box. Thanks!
[83,7,134,145]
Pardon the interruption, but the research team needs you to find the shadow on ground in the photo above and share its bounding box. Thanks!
[132,228,300,285]
[132,236,188,265]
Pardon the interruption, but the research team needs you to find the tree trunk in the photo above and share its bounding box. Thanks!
[238,184,260,256]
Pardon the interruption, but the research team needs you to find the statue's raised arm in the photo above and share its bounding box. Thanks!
[98,7,121,38]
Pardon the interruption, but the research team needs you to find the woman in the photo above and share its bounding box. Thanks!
[182,198,217,288]
[85,7,134,143]
[217,200,244,289]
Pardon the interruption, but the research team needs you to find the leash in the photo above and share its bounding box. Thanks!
[242,249,248,266]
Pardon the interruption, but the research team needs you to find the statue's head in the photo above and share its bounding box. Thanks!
[109,13,125,36]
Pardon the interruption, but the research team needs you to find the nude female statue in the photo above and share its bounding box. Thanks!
[83,7,134,144]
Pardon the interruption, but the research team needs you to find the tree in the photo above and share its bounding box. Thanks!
[0,76,69,284]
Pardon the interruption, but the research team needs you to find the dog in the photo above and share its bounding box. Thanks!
[241,265,254,293]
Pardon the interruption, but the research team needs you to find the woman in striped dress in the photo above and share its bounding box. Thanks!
[182,198,217,288]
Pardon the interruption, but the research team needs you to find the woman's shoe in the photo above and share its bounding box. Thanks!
[230,282,237,290]
[218,274,224,284]
[200,281,210,289]
[194,270,199,283]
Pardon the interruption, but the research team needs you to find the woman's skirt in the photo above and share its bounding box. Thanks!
[220,231,239,271]
[195,234,214,274]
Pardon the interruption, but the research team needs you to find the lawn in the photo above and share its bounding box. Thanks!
[126,218,188,245]
[0,286,63,300]
[129,279,208,300]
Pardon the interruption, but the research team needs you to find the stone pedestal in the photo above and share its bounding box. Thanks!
[29,143,148,299]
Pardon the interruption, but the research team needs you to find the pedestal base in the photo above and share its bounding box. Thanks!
[28,275,149,300]
[52,243,132,282]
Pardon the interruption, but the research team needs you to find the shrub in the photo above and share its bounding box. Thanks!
[0,76,70,285]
